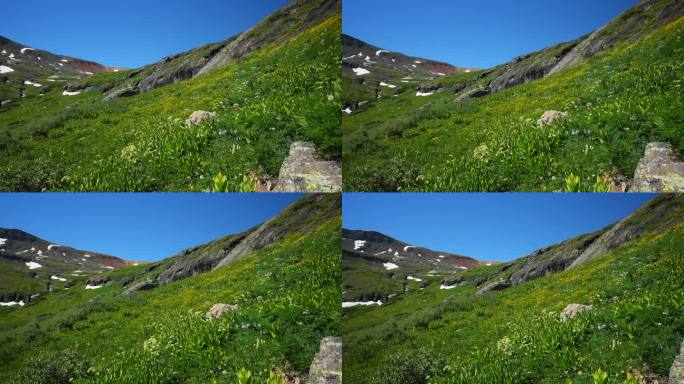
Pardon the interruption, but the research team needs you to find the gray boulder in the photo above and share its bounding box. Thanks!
[559,303,592,320]
[185,110,217,127]
[274,142,342,192]
[308,336,342,384]
[205,303,238,319]
[123,280,157,295]
[632,142,684,192]
[537,110,568,127]
[671,340,684,384]
[476,279,510,294]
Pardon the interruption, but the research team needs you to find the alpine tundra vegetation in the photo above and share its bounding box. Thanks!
[342,194,684,383]
[0,194,342,383]
[0,0,341,192]
[342,0,684,192]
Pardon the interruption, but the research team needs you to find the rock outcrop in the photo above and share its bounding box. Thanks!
[273,142,341,192]
[185,110,217,127]
[671,340,684,384]
[476,280,511,294]
[307,337,342,384]
[123,280,157,295]
[632,142,684,192]
[102,86,138,102]
[559,303,592,320]
[537,110,568,127]
[205,303,238,319]
[456,87,490,102]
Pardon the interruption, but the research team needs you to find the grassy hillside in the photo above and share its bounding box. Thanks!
[0,8,340,191]
[342,220,684,383]
[343,14,684,191]
[0,216,341,383]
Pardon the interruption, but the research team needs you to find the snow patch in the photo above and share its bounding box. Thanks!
[438,255,445,258]
[416,91,434,97]
[25,261,42,269]
[84,254,91,258]
[0,238,6,245]
[440,284,457,290]
[457,266,468,270]
[105,266,114,269]
[0,65,14,74]
[0,300,25,307]
[382,262,399,270]
[51,275,66,282]
[403,245,415,251]
[24,80,43,87]
[62,90,81,96]
[352,67,370,76]
[47,244,60,250]
[414,60,422,64]
[343,300,382,308]
[407,276,422,282]
[20,47,34,54]
[60,59,69,62]
[353,240,366,250]
[85,284,103,290]
[342,107,352,114]
[379,82,396,88]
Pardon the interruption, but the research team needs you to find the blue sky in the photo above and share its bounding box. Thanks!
[343,0,639,68]
[343,193,656,262]
[0,193,302,262]
[1,0,289,68]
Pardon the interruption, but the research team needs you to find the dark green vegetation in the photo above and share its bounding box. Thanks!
[343,1,684,191]
[0,0,341,191]
[343,195,684,383]
[0,194,341,383]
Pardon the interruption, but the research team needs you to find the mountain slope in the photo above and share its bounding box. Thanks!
[343,194,684,383]
[0,0,341,192]
[343,0,684,192]
[0,193,341,384]
[342,34,475,114]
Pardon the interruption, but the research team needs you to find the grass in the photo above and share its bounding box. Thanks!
[342,16,684,191]
[342,221,684,384]
[0,13,341,191]
[0,215,341,383]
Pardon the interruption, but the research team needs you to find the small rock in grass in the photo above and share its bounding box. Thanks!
[559,303,592,320]
[205,303,238,319]
[185,110,217,127]
[537,110,568,127]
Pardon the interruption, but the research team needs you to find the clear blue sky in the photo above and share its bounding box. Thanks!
[0,193,302,262]
[343,0,639,68]
[1,0,290,68]
[343,193,656,262]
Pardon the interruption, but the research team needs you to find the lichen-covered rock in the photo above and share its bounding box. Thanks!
[560,303,593,320]
[537,110,568,127]
[103,86,138,102]
[632,142,684,192]
[205,303,238,319]
[456,87,490,102]
[308,336,342,384]
[185,110,217,127]
[274,142,341,192]
[670,340,684,384]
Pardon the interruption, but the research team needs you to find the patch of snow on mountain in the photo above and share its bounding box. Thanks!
[51,275,66,282]
[352,67,370,76]
[0,65,14,74]
[383,262,399,270]
[20,47,34,54]
[353,240,366,250]
[407,276,422,282]
[47,244,60,250]
[440,283,457,290]
[343,300,382,308]
[0,300,25,307]
[85,284,103,290]
[0,238,6,246]
[376,49,389,56]
[25,261,42,269]
[60,59,68,62]
[416,91,433,96]
[342,107,352,114]
[379,82,396,88]
[62,90,81,96]
[403,245,415,251]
